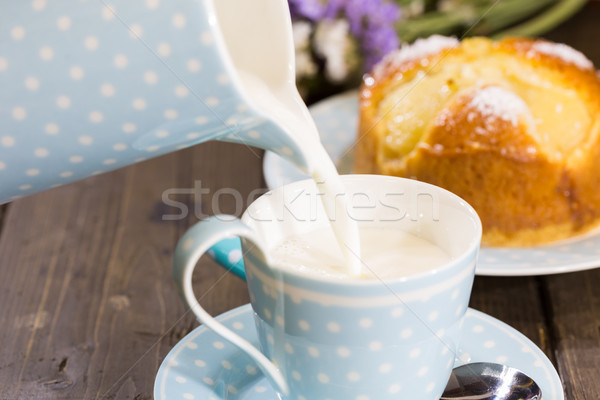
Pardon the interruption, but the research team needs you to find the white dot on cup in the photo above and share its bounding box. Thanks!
[114,54,128,68]
[379,363,392,373]
[227,385,238,394]
[317,373,330,383]
[232,322,244,330]
[347,372,361,382]
[400,328,413,339]
[205,97,219,107]
[263,309,272,320]
[388,384,401,394]
[391,307,404,318]
[78,135,93,145]
[200,32,213,45]
[298,320,309,331]
[212,341,225,349]
[290,294,302,304]
[246,365,257,375]
[359,318,372,328]
[12,107,26,120]
[337,347,351,357]
[248,130,261,139]
[221,360,232,370]
[307,346,319,357]
[187,59,202,72]
[369,341,382,351]
[284,343,294,354]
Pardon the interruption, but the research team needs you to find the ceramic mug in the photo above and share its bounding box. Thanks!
[0,0,309,204]
[173,175,482,399]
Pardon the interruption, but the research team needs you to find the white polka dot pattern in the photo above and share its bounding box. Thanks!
[154,304,563,400]
[0,0,306,204]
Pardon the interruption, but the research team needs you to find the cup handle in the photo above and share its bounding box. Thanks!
[172,215,289,396]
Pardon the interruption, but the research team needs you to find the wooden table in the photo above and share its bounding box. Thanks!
[1,4,600,399]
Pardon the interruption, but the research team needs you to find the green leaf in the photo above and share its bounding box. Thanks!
[492,0,588,38]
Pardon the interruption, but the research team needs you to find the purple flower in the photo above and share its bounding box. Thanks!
[290,0,402,76]
[289,0,327,21]
[363,24,399,70]
[333,0,402,71]
[322,0,346,19]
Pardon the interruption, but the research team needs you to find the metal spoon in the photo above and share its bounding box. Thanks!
[441,362,542,400]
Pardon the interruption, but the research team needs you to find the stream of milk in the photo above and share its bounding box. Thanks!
[213,0,363,276]
[237,71,363,277]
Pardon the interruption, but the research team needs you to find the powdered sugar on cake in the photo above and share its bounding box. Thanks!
[373,35,459,79]
[529,42,593,70]
[468,86,530,127]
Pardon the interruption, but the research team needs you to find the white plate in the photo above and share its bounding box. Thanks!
[154,304,563,400]
[263,91,600,276]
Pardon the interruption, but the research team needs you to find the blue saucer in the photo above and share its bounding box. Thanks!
[154,304,563,400]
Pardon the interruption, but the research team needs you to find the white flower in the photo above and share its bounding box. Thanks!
[295,51,317,79]
[293,21,318,80]
[313,19,353,83]
[293,21,312,49]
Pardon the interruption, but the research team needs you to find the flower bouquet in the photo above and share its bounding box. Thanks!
[291,0,588,102]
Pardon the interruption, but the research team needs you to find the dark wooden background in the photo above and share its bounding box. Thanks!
[1,3,600,399]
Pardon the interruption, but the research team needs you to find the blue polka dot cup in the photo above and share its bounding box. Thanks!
[173,175,482,399]
[0,0,309,204]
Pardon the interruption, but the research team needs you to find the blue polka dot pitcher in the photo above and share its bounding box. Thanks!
[173,175,482,399]
[0,0,310,204]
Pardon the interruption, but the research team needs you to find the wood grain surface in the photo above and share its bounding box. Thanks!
[0,142,259,399]
[1,3,600,399]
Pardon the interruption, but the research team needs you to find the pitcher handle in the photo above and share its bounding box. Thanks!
[172,215,288,396]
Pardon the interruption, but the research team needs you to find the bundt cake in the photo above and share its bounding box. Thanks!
[356,36,600,246]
